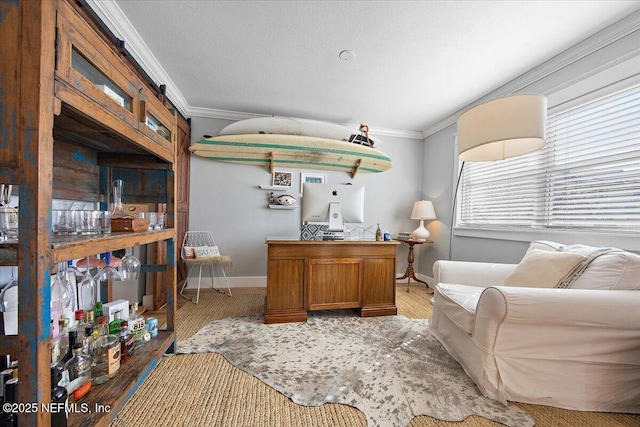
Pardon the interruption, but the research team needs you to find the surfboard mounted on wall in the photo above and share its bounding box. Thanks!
[189,117,392,178]
[219,116,383,147]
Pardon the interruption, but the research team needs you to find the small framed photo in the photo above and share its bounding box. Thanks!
[272,170,292,187]
[300,172,327,193]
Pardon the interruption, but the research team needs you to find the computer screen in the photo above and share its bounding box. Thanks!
[301,183,365,231]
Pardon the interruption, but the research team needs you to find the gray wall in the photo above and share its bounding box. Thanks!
[188,16,640,282]
[418,23,640,276]
[189,117,425,281]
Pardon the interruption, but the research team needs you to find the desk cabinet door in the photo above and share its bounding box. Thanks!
[363,258,396,306]
[266,259,304,311]
[306,258,362,310]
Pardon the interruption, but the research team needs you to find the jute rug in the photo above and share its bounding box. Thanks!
[109,288,640,427]
[176,311,533,427]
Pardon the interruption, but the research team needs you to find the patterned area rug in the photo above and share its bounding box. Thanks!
[176,311,534,427]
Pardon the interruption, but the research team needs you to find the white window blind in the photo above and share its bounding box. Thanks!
[458,84,640,233]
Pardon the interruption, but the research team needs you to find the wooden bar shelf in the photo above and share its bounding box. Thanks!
[0,229,175,266]
[67,330,176,427]
[52,229,175,263]
[0,1,183,425]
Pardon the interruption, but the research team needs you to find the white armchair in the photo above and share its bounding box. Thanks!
[428,241,640,414]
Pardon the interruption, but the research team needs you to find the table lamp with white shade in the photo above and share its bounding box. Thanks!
[410,200,436,241]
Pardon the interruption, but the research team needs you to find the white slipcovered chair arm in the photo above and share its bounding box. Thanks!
[473,287,640,359]
[433,260,517,287]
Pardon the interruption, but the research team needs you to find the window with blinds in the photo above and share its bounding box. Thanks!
[457,84,640,233]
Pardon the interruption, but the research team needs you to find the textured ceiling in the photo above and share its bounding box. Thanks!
[105,0,640,136]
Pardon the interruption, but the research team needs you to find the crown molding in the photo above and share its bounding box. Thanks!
[87,1,640,142]
[422,9,640,139]
[85,1,425,141]
[85,0,190,116]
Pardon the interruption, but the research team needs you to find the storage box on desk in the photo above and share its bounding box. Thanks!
[111,216,149,232]
[301,224,329,241]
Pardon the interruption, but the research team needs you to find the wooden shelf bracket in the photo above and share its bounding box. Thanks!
[351,159,363,178]
[269,152,276,174]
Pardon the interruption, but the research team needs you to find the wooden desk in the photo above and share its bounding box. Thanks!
[265,240,399,324]
[396,238,433,293]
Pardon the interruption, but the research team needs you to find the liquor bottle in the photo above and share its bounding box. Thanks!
[108,310,125,335]
[80,310,95,335]
[95,315,108,337]
[119,321,134,364]
[91,316,108,375]
[52,318,70,364]
[94,301,103,319]
[51,364,68,427]
[91,316,120,385]
[74,309,92,338]
[65,343,92,401]
[129,303,146,348]
[59,327,78,366]
[81,326,94,355]
[0,354,10,371]
[375,223,383,241]
[86,310,95,326]
[72,309,84,332]
[0,369,13,402]
[0,378,17,427]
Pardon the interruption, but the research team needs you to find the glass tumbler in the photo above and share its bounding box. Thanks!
[153,212,164,230]
[77,210,101,235]
[52,210,78,235]
[0,206,19,241]
[100,211,112,234]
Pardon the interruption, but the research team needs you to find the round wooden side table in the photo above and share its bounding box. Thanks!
[396,237,433,293]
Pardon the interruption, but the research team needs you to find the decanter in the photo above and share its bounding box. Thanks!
[111,179,128,218]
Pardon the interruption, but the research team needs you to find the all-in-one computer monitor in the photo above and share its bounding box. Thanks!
[301,183,365,234]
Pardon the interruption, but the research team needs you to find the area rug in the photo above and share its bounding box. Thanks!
[176,311,534,427]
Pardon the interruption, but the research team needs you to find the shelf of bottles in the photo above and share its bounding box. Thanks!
[1,182,167,424]
[47,248,167,427]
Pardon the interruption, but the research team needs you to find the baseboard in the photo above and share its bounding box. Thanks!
[394,273,435,288]
[185,274,435,289]
[184,276,266,289]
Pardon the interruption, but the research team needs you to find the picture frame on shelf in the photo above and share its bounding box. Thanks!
[300,172,327,194]
[272,170,293,187]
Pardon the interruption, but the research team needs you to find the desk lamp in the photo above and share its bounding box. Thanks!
[410,200,436,241]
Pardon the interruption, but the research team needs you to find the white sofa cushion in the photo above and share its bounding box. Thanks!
[503,249,586,288]
[527,241,640,290]
[433,283,484,335]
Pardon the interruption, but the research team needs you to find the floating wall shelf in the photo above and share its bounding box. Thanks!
[268,204,297,210]
[259,185,291,191]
